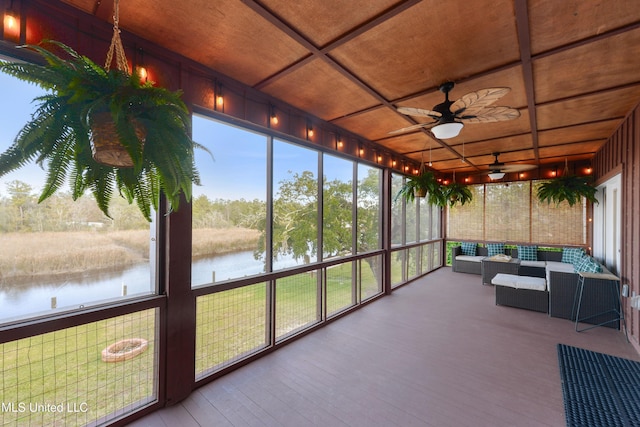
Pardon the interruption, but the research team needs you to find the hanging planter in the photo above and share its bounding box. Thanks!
[90,112,147,167]
[536,160,598,207]
[443,181,473,206]
[395,170,446,206]
[0,0,210,221]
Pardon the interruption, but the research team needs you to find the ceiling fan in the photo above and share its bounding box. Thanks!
[484,152,536,180]
[390,82,521,139]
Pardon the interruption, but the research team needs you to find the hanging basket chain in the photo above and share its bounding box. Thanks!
[104,0,128,72]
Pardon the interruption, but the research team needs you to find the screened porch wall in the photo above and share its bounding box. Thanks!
[0,2,443,426]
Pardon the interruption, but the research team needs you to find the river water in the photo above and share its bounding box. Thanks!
[0,250,300,323]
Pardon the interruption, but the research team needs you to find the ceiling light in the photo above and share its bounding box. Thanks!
[488,171,505,180]
[431,122,463,139]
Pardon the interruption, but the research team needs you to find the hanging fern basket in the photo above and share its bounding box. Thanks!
[90,113,146,167]
[89,0,143,168]
[414,188,427,198]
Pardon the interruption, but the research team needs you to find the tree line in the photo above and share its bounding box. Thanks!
[1,169,382,269]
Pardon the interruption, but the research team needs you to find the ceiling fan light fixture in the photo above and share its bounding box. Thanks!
[431,122,463,139]
[488,171,505,180]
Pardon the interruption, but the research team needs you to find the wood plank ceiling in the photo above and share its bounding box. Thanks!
[62,0,640,177]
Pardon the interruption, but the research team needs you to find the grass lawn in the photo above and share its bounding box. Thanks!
[0,309,157,426]
[2,256,387,425]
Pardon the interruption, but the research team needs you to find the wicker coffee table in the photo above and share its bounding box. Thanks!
[482,256,520,285]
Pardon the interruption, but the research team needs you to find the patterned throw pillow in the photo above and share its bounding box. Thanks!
[517,245,538,261]
[574,254,603,273]
[460,242,477,256]
[562,247,586,266]
[486,243,505,257]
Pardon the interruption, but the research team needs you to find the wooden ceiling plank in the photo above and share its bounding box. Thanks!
[93,0,112,22]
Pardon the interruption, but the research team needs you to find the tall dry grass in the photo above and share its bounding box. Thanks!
[0,227,259,281]
[192,227,260,258]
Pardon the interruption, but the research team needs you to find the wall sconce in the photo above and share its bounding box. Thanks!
[3,8,20,41]
[306,123,314,139]
[269,105,278,126]
[377,154,383,163]
[137,66,148,83]
[519,173,525,179]
[392,159,397,167]
[586,167,592,174]
[359,146,364,157]
[135,48,148,84]
[214,82,224,110]
[404,165,410,172]
[464,177,470,183]
[551,170,557,177]
[336,135,343,149]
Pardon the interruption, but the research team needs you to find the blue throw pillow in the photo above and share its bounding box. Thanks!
[562,247,585,266]
[574,254,603,273]
[517,245,538,261]
[486,243,505,257]
[460,242,477,256]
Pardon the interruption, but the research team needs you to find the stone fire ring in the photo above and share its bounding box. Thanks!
[101,338,149,363]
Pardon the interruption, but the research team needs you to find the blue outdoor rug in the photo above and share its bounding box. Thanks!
[557,344,640,426]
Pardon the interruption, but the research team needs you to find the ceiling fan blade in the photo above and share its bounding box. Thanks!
[397,106,442,119]
[451,87,511,116]
[499,163,537,173]
[460,106,521,123]
[388,121,437,135]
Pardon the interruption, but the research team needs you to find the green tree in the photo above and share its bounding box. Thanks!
[267,170,318,261]
[357,168,381,253]
[257,168,382,280]
[5,180,35,231]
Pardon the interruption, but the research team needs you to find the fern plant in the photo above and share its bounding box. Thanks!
[442,181,473,207]
[536,174,598,207]
[395,170,446,207]
[0,41,207,221]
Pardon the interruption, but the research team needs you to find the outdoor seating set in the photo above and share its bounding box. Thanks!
[451,243,621,329]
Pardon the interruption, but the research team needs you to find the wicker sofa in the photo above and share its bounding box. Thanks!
[451,245,488,274]
[499,248,619,327]
[452,245,617,323]
[510,248,562,277]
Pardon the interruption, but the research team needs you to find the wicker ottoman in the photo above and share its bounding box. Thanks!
[493,273,549,313]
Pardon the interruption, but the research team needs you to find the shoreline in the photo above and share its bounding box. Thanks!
[0,227,260,283]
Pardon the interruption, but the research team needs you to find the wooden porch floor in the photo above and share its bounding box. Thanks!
[129,267,637,427]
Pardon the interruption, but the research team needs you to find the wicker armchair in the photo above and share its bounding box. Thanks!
[451,245,487,274]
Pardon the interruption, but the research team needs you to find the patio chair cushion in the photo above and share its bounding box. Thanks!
[520,260,546,268]
[562,247,585,265]
[517,245,538,261]
[545,261,576,286]
[492,273,547,291]
[461,242,477,256]
[486,243,505,257]
[455,255,485,263]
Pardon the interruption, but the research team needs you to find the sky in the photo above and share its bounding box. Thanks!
[0,67,363,203]
[0,71,50,197]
